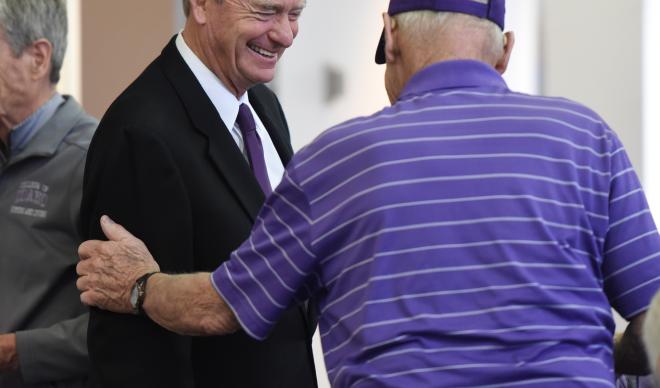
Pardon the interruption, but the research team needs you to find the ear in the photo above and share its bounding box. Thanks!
[494,31,515,75]
[26,39,53,82]
[189,0,210,24]
[383,13,399,64]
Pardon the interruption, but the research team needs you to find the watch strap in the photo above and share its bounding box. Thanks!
[133,271,159,315]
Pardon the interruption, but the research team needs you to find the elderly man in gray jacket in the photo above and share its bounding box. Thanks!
[0,1,96,387]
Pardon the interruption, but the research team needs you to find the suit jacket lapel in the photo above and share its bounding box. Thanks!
[249,88,294,166]
[158,37,265,221]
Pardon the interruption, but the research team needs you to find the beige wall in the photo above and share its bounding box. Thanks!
[275,0,390,151]
[81,0,176,119]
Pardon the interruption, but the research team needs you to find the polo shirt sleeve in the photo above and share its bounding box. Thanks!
[603,134,660,319]
[211,167,319,340]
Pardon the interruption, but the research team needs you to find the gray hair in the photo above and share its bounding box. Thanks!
[0,0,67,84]
[394,11,504,63]
[644,291,660,376]
[182,0,223,18]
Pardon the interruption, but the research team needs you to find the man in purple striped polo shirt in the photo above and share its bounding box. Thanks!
[76,0,660,386]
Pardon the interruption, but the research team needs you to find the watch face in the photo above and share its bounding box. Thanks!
[130,284,139,308]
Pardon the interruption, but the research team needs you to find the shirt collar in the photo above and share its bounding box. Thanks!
[398,60,509,101]
[175,32,250,131]
[10,93,65,154]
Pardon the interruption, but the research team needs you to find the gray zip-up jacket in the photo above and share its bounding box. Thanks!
[0,96,97,388]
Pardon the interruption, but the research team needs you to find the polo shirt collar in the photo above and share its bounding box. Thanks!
[8,96,80,163]
[10,93,64,154]
[398,59,509,101]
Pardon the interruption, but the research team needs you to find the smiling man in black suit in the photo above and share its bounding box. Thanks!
[78,0,316,387]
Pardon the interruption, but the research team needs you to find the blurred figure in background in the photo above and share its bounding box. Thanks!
[642,292,660,386]
[78,0,316,387]
[0,0,96,387]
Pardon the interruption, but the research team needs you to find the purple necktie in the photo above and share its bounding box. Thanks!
[236,103,272,195]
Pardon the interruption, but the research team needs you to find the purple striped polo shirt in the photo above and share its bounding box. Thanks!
[212,60,660,387]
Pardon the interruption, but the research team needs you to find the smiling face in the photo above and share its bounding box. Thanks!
[190,0,305,97]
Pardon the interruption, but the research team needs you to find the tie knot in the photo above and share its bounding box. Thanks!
[236,103,256,135]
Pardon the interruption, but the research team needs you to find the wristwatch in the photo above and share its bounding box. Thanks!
[129,271,159,315]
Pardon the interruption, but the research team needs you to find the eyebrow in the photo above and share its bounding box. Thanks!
[253,0,306,13]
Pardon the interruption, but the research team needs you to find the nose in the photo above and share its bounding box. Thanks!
[270,15,296,48]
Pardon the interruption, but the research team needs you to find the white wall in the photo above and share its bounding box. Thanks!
[540,0,646,332]
[541,0,643,174]
[502,0,541,94]
[643,0,660,220]
[174,0,186,30]
[275,0,390,151]
[57,0,81,101]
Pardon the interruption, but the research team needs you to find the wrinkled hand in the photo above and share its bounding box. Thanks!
[0,333,18,372]
[77,216,160,314]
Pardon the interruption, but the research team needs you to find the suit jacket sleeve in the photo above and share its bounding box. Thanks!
[80,123,196,388]
[15,314,89,384]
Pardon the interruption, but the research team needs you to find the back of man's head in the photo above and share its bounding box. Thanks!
[395,11,505,67]
[376,0,511,103]
[643,291,660,379]
[0,0,67,84]
[375,0,506,65]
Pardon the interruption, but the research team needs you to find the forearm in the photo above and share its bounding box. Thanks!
[0,333,18,372]
[144,272,240,336]
[78,214,240,337]
[14,314,89,383]
[614,312,650,375]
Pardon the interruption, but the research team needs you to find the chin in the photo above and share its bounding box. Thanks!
[252,71,276,85]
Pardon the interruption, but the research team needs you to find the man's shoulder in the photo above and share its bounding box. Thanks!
[62,115,96,152]
[248,84,285,116]
[289,108,388,172]
[53,97,98,152]
[307,106,389,148]
[249,83,279,102]
[504,90,616,143]
[106,59,177,116]
[96,60,191,137]
[512,91,605,119]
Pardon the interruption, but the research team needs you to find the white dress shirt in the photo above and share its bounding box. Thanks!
[175,33,285,189]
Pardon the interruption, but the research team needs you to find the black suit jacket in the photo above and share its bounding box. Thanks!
[80,37,317,388]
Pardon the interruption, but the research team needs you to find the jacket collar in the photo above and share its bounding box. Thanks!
[7,96,85,167]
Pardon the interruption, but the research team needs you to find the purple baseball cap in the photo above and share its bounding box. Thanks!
[375,0,506,64]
